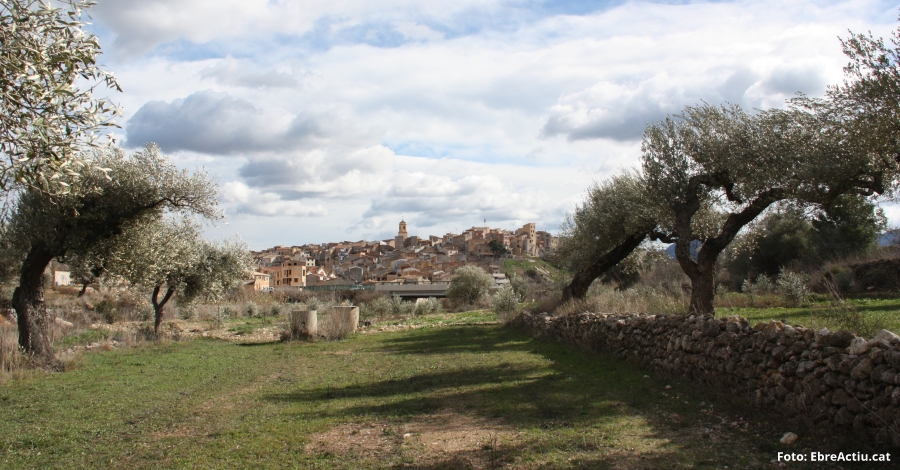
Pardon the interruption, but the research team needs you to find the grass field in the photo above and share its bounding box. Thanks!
[716,296,900,337]
[0,310,864,469]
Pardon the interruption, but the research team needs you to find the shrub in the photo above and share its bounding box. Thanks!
[221,305,236,318]
[95,298,117,324]
[415,297,442,316]
[365,296,393,318]
[268,304,282,317]
[245,301,258,317]
[389,295,404,315]
[816,281,887,338]
[492,285,521,321]
[317,305,358,341]
[398,300,416,317]
[777,270,809,306]
[178,303,195,320]
[447,266,494,306]
[754,275,773,294]
[305,297,322,311]
[509,274,529,301]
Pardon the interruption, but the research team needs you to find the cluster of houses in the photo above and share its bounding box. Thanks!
[251,220,556,291]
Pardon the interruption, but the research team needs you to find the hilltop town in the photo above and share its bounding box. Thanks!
[250,221,556,291]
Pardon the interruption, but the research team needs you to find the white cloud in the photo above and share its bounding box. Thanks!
[86,0,900,247]
[92,0,506,59]
[221,181,328,217]
[200,59,304,89]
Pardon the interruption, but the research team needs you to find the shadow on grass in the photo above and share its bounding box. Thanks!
[853,303,900,314]
[372,325,535,356]
[236,341,282,347]
[264,325,766,467]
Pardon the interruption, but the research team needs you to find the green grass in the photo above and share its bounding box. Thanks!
[226,316,277,335]
[503,257,565,283]
[0,312,865,469]
[717,296,900,336]
[376,309,497,327]
[55,328,120,348]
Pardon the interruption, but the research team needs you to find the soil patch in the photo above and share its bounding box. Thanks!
[305,411,520,468]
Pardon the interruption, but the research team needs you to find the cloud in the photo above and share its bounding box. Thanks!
[541,63,837,142]
[92,0,507,59]
[541,77,702,142]
[90,0,899,248]
[238,144,395,198]
[124,90,325,154]
[362,171,554,229]
[200,59,303,89]
[758,63,829,96]
[92,0,265,59]
[394,22,445,41]
[220,181,328,217]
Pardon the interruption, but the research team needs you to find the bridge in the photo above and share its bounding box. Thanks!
[373,283,450,298]
[292,283,450,298]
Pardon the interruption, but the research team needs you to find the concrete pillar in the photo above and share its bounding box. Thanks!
[330,306,360,333]
[290,309,317,338]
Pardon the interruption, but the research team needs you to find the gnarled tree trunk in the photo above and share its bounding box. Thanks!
[560,232,648,303]
[151,285,176,336]
[683,251,717,316]
[12,247,58,367]
[675,187,784,316]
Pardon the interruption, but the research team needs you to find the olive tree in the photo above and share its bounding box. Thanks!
[77,217,192,334]
[177,236,252,312]
[554,171,659,303]
[0,0,120,194]
[83,218,250,334]
[7,144,217,365]
[643,98,898,315]
[446,265,494,306]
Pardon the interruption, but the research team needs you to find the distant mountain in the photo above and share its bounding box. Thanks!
[664,240,701,260]
[879,230,900,247]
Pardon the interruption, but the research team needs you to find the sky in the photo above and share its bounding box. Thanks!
[83,0,900,250]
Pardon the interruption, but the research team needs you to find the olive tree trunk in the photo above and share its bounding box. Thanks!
[560,232,647,303]
[675,186,783,316]
[151,285,176,336]
[12,247,58,367]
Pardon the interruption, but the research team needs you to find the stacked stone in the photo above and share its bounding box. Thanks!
[514,311,900,446]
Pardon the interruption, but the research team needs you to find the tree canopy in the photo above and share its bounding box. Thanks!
[447,265,494,306]
[554,170,659,302]
[557,21,900,315]
[8,144,218,364]
[0,0,120,194]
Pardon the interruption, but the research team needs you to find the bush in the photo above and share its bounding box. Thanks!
[389,295,404,315]
[777,270,809,306]
[364,296,393,318]
[492,285,521,320]
[509,274,529,301]
[817,281,887,338]
[178,303,195,320]
[447,266,494,306]
[221,305,236,318]
[398,300,416,317]
[245,301,258,317]
[95,298,117,324]
[303,297,321,312]
[268,304,282,317]
[415,297,442,316]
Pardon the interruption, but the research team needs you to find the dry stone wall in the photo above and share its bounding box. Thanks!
[513,311,900,446]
